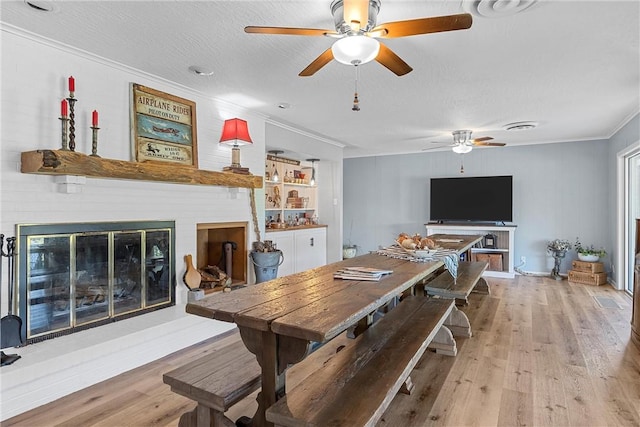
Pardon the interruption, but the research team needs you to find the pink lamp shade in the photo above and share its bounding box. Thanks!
[219,118,253,146]
[219,118,252,171]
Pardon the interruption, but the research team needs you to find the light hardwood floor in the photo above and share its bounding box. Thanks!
[4,275,639,427]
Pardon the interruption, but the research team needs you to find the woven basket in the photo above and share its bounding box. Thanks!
[571,260,604,273]
[568,270,607,286]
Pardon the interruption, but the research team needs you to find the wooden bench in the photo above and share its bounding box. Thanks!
[423,261,491,306]
[265,296,463,427]
[163,339,261,427]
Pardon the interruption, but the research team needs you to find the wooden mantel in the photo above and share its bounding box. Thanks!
[21,150,263,189]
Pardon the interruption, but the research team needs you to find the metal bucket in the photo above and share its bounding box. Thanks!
[250,250,284,283]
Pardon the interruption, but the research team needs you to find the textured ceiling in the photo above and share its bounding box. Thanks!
[1,0,639,157]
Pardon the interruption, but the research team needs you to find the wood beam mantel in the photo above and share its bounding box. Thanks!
[21,150,263,189]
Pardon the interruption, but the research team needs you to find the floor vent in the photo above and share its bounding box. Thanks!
[593,296,622,309]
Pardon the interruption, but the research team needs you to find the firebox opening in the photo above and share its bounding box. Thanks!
[196,222,248,287]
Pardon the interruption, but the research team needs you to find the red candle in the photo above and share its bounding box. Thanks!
[61,99,68,117]
[68,76,75,93]
[92,110,98,126]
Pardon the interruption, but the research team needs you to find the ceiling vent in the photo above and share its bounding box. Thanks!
[503,121,538,131]
[25,0,57,12]
[468,0,538,18]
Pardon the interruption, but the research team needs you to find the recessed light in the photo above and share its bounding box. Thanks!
[503,121,538,131]
[188,66,214,76]
[25,0,57,12]
[278,103,291,109]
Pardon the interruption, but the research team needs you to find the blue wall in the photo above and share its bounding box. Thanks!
[344,136,623,276]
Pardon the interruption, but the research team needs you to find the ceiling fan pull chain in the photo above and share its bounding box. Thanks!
[352,64,360,111]
[460,157,465,174]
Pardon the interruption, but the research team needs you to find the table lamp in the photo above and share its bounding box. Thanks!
[220,118,252,173]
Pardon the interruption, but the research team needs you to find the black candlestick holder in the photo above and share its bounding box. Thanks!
[90,126,100,157]
[67,94,77,151]
[59,116,69,150]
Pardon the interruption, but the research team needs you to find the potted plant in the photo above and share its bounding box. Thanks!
[574,237,606,262]
[343,220,357,259]
[343,243,357,259]
[547,239,572,280]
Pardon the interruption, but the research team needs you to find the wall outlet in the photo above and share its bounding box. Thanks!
[520,256,526,264]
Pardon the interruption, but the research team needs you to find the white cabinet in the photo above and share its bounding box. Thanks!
[294,228,327,272]
[268,231,295,277]
[425,224,517,278]
[266,227,327,277]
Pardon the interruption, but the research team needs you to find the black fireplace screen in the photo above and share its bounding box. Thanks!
[17,221,175,343]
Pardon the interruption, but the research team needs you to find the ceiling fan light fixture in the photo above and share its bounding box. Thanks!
[331,0,381,33]
[452,129,473,145]
[452,144,473,154]
[331,35,380,65]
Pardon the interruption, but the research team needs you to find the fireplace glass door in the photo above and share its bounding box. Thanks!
[28,235,72,336]
[18,221,175,343]
[75,233,109,325]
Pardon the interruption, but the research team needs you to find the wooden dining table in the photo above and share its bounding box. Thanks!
[185,234,482,427]
[427,233,483,254]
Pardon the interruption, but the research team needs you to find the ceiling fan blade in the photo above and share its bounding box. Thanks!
[371,13,472,38]
[473,141,507,147]
[299,48,335,77]
[245,26,337,37]
[422,145,452,151]
[343,0,369,31]
[375,43,412,76]
[473,136,494,143]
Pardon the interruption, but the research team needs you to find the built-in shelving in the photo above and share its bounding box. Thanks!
[426,223,517,278]
[21,149,263,189]
[264,156,317,225]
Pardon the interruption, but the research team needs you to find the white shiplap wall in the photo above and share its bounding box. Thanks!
[0,26,267,420]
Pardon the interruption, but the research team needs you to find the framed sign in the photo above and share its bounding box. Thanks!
[131,84,198,167]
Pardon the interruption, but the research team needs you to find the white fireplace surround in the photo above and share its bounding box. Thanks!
[0,28,265,421]
[0,305,236,420]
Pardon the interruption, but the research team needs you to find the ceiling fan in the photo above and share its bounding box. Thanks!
[423,130,507,153]
[244,0,473,77]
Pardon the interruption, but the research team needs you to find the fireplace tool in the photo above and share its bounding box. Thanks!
[221,241,237,279]
[1,235,22,366]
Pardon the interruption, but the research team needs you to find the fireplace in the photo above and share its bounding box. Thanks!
[16,221,175,344]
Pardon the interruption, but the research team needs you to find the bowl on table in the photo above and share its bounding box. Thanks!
[413,249,438,258]
[400,247,436,258]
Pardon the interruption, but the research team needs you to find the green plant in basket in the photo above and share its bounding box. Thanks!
[574,238,606,257]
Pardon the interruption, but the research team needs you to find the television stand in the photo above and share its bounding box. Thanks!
[425,223,517,278]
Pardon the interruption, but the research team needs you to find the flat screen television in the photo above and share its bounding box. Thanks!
[430,175,513,223]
